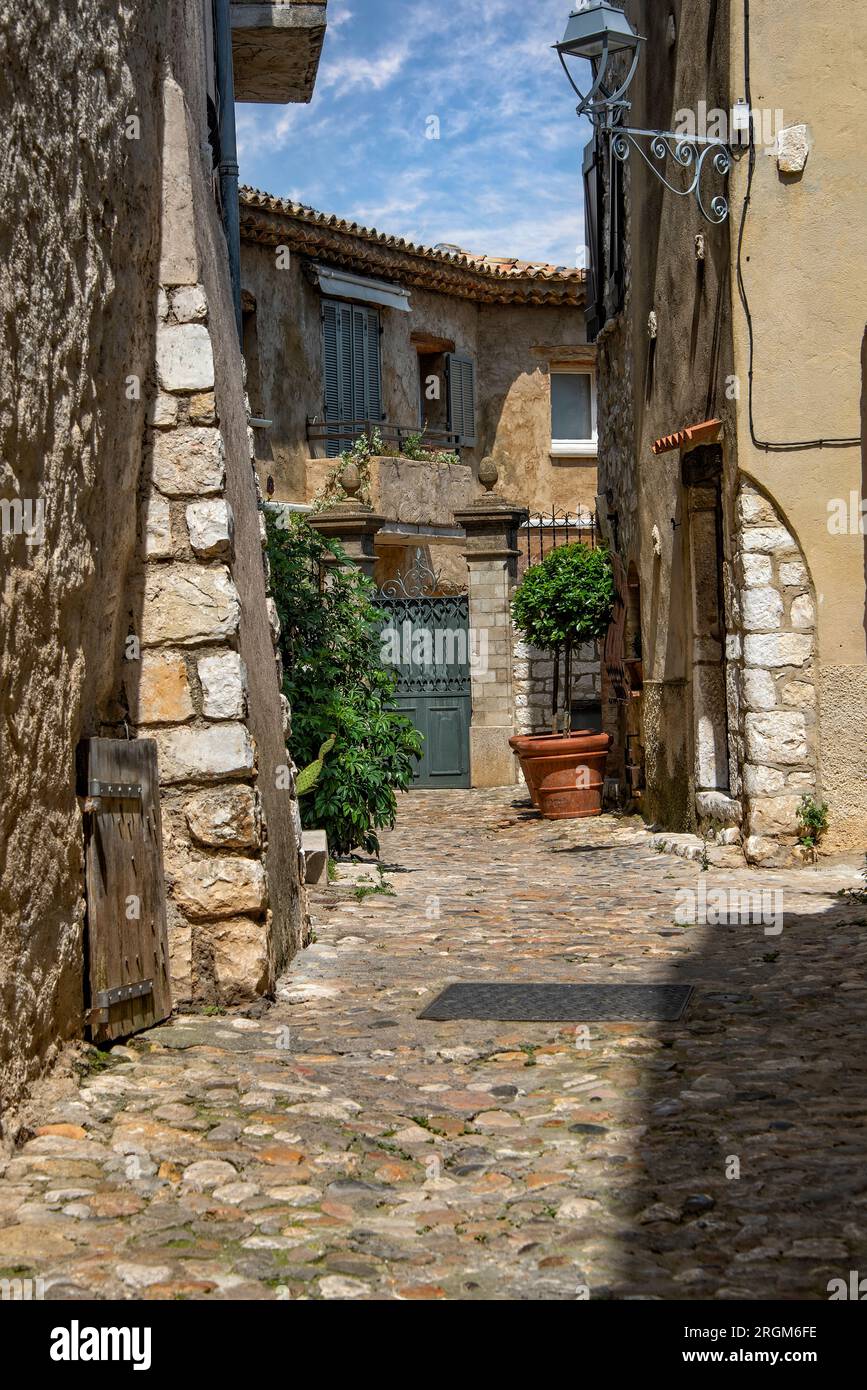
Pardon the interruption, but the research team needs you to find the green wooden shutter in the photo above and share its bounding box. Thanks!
[460,357,476,447]
[365,309,382,423]
[323,300,382,455]
[447,354,476,447]
[351,306,367,420]
[338,303,352,419]
[322,300,340,456]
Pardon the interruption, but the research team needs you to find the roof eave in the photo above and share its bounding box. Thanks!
[238,190,586,307]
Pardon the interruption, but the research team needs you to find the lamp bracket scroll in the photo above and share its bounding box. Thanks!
[556,2,734,224]
[609,127,733,225]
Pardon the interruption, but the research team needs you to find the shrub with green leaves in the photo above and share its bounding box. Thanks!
[511,543,615,730]
[266,512,422,855]
[512,543,615,650]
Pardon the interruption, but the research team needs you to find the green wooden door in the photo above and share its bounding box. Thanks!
[377,592,471,788]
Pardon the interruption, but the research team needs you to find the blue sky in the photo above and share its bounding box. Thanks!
[236,0,591,267]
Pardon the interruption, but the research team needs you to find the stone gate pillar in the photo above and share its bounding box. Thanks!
[455,474,527,789]
[309,501,385,582]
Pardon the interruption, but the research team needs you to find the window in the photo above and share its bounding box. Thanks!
[550,369,597,456]
[322,299,382,456]
[446,353,476,447]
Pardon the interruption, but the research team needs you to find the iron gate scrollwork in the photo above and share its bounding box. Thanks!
[375,551,471,788]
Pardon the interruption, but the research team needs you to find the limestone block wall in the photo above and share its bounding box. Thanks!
[465,554,518,787]
[512,640,601,736]
[119,68,306,1007]
[129,293,272,1004]
[729,480,818,863]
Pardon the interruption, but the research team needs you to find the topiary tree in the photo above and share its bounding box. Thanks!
[266,512,422,855]
[511,543,615,733]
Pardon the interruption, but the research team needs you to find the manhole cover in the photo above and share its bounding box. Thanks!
[418,983,694,1022]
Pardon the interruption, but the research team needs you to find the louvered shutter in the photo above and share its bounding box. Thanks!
[323,300,382,455]
[352,306,368,420]
[447,354,476,447]
[582,137,604,341]
[338,303,352,419]
[322,300,340,456]
[460,358,476,447]
[365,309,382,423]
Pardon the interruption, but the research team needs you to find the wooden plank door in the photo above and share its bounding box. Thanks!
[80,738,172,1042]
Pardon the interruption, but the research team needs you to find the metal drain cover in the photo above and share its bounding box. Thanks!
[419,982,694,1023]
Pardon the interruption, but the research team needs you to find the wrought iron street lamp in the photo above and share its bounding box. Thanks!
[556,1,732,224]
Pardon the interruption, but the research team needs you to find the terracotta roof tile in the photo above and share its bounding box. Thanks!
[651,418,722,456]
[239,187,585,306]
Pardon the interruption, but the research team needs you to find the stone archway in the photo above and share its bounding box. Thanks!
[731,478,819,863]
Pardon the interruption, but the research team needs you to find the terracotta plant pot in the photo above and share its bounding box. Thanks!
[509,733,541,805]
[511,730,611,819]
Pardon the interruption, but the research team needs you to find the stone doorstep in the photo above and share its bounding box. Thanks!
[302,829,328,885]
[649,832,744,869]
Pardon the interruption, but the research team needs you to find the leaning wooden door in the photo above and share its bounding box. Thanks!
[79,738,172,1042]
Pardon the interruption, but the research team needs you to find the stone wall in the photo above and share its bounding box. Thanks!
[0,0,169,1111]
[122,67,305,1005]
[467,556,517,786]
[729,480,818,864]
[512,641,601,736]
[0,0,307,1114]
[240,239,596,515]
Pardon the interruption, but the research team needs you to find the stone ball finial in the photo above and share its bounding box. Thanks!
[339,459,362,499]
[478,455,498,494]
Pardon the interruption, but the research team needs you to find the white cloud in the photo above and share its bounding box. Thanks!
[319,41,411,92]
[238,0,589,265]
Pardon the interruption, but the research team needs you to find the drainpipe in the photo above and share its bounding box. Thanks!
[214,0,242,342]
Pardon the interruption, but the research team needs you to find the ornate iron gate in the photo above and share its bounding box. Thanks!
[375,553,471,788]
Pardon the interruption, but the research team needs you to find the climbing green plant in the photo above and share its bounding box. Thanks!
[511,543,615,731]
[266,512,422,855]
[400,428,460,466]
[311,429,384,510]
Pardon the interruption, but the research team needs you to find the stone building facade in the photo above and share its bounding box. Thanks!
[238,193,600,780]
[0,1,325,1112]
[588,0,866,862]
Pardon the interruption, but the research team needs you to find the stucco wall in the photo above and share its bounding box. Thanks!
[599,0,866,852]
[598,0,736,833]
[478,303,597,514]
[0,0,169,1108]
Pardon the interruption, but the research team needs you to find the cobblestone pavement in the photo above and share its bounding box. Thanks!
[2,789,866,1301]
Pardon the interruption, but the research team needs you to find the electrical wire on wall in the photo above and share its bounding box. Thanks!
[735,0,861,452]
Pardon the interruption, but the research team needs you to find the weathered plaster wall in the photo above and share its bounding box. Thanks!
[0,0,306,1114]
[241,241,330,499]
[727,0,867,848]
[478,303,597,514]
[598,0,736,832]
[0,1,169,1111]
[600,0,865,852]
